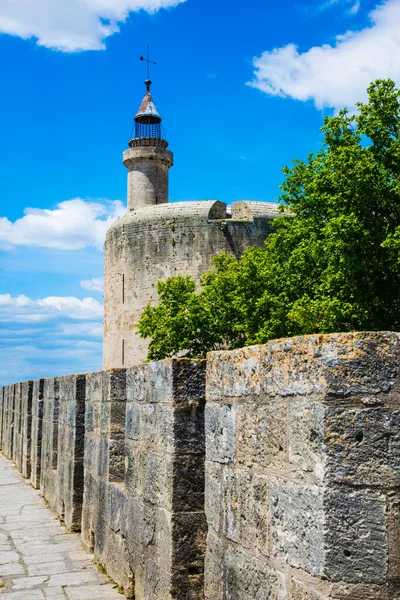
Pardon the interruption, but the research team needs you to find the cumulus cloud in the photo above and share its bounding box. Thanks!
[248,0,400,111]
[0,198,124,251]
[0,293,103,323]
[0,0,186,52]
[0,292,104,384]
[80,277,104,292]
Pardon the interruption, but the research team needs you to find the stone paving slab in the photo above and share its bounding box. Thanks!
[0,454,122,599]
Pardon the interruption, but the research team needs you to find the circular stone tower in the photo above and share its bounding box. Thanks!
[103,81,280,370]
[123,79,173,210]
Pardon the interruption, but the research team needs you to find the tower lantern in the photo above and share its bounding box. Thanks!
[123,78,173,211]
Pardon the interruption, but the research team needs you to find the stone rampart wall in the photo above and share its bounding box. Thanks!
[1,332,400,599]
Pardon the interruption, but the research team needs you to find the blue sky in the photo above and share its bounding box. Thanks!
[0,0,399,384]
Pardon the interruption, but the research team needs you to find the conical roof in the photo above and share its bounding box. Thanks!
[134,80,162,123]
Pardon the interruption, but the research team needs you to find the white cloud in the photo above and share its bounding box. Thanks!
[0,292,104,384]
[80,277,104,292]
[248,0,400,111]
[0,293,103,323]
[0,198,124,251]
[0,0,186,52]
[61,322,103,337]
[349,1,360,15]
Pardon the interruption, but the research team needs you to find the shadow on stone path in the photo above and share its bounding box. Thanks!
[0,453,122,599]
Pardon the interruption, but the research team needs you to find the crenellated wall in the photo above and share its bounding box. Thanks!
[1,332,400,599]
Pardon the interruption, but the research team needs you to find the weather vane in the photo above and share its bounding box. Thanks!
[140,45,157,81]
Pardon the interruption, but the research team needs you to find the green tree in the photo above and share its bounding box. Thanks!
[138,79,400,360]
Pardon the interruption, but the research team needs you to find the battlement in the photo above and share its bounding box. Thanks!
[103,200,279,370]
[2,331,400,599]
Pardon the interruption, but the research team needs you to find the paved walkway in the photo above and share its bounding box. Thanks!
[0,454,122,599]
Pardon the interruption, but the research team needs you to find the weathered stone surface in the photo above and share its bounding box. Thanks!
[387,491,400,583]
[40,377,60,509]
[205,462,222,535]
[204,532,225,600]
[82,359,207,599]
[236,401,287,469]
[205,404,235,464]
[270,479,387,584]
[225,546,287,600]
[330,582,398,599]
[324,407,400,487]
[30,379,44,489]
[222,467,255,549]
[324,487,387,584]
[270,478,325,576]
[290,578,328,600]
[103,199,277,369]
[290,402,400,487]
[20,380,33,479]
[289,402,325,480]
[260,331,400,398]
[4,331,400,599]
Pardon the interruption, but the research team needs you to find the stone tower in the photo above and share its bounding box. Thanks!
[123,79,173,210]
[102,81,280,370]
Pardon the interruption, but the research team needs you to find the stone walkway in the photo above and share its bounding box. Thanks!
[0,454,122,599]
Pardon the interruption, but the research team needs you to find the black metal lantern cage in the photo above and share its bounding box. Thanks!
[133,118,164,140]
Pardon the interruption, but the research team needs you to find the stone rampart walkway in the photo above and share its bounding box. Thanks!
[0,454,122,599]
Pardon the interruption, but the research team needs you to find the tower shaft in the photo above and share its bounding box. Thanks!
[123,144,173,210]
[123,80,173,211]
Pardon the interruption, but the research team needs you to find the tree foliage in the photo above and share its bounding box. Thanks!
[138,79,400,360]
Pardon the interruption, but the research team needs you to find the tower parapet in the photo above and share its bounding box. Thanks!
[123,80,173,211]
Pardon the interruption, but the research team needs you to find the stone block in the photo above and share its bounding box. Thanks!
[174,402,205,455]
[289,402,326,480]
[85,371,103,404]
[127,364,149,403]
[222,467,253,548]
[108,482,127,536]
[290,403,400,487]
[172,359,206,405]
[205,404,235,464]
[124,441,141,497]
[110,400,127,431]
[102,527,134,598]
[125,499,172,570]
[109,433,125,482]
[204,532,225,600]
[126,403,141,441]
[84,433,99,474]
[325,407,400,487]
[172,454,204,512]
[143,450,173,509]
[260,332,400,398]
[104,369,127,403]
[205,462,222,534]
[207,346,260,402]
[141,403,174,449]
[387,491,400,582]
[225,546,287,600]
[150,361,173,403]
[30,379,44,489]
[324,487,387,584]
[270,478,325,576]
[252,474,270,557]
[270,477,388,584]
[172,511,207,569]
[290,578,328,600]
[236,401,287,469]
[138,559,171,600]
